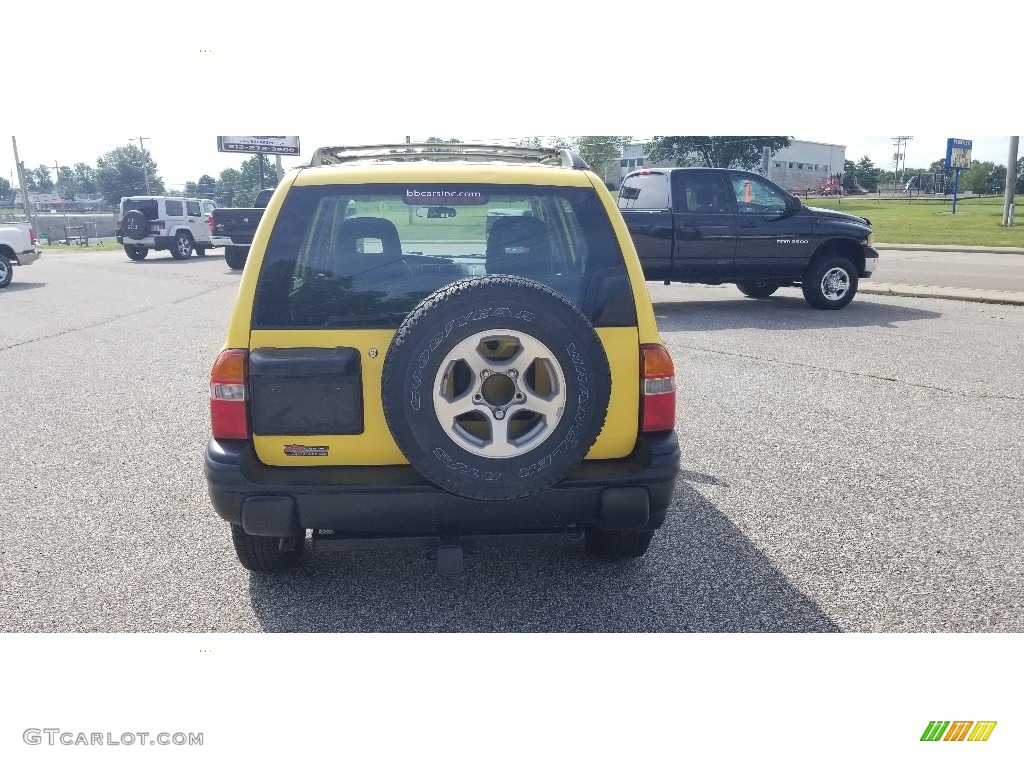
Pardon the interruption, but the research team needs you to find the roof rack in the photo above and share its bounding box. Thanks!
[307,143,590,170]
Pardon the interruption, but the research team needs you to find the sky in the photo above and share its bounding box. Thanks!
[3,0,1017,190]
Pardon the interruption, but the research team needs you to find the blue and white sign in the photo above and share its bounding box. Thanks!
[945,138,972,169]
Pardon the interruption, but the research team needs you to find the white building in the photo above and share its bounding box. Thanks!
[608,138,846,190]
[766,140,846,191]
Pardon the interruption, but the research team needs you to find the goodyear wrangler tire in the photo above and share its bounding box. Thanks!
[381,275,611,501]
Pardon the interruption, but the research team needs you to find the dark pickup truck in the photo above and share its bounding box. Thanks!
[211,188,275,270]
[618,167,879,309]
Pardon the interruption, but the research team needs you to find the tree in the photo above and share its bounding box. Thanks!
[224,155,279,207]
[197,174,217,198]
[57,165,77,199]
[645,136,791,170]
[0,176,12,200]
[95,144,164,205]
[184,181,198,197]
[854,155,880,191]
[517,136,574,150]
[216,168,243,207]
[960,160,995,194]
[575,136,632,179]
[74,163,97,195]
[33,164,55,192]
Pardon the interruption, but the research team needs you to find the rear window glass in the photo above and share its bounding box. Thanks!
[252,183,634,329]
[123,199,159,219]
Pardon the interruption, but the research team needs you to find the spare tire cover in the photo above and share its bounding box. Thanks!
[382,275,611,501]
[122,209,148,240]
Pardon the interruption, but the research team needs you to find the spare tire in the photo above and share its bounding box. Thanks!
[122,209,148,240]
[382,275,611,501]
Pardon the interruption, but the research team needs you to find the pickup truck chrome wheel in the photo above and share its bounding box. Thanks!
[802,254,858,310]
[820,267,851,301]
[433,329,567,459]
[0,255,11,288]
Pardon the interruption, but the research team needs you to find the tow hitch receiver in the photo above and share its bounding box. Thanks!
[310,528,584,575]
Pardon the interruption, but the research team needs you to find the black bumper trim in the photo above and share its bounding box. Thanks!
[205,432,680,536]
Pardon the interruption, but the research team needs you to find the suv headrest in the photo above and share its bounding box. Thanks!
[334,217,403,260]
[486,216,554,281]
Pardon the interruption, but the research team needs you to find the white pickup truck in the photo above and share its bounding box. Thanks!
[0,221,40,288]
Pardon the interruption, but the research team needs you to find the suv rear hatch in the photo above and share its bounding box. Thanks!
[237,176,642,467]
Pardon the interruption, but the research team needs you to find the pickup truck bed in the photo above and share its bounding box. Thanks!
[211,188,275,270]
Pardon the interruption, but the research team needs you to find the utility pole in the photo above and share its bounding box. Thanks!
[11,136,36,236]
[891,136,912,195]
[130,136,152,194]
[1004,136,1019,227]
[55,160,71,242]
[275,154,284,183]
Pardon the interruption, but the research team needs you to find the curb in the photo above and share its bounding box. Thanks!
[875,243,1024,255]
[861,283,1024,306]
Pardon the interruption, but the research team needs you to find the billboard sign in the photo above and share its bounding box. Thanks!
[217,136,300,155]
[945,138,972,169]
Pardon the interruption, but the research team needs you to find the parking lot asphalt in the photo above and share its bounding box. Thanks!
[1,248,1022,632]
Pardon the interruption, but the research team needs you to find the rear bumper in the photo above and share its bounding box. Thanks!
[16,249,40,266]
[205,432,681,538]
[117,235,176,250]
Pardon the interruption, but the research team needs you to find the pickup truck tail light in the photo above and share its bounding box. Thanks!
[209,212,216,234]
[210,349,250,440]
[30,228,35,245]
[640,344,676,433]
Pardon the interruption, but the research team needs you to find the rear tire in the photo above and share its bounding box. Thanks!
[585,528,655,560]
[736,280,779,298]
[225,245,248,270]
[124,245,148,260]
[195,247,206,257]
[230,524,305,573]
[172,231,194,260]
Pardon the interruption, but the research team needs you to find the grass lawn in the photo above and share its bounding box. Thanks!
[802,195,1024,247]
[36,240,120,253]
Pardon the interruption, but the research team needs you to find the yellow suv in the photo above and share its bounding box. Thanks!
[204,144,680,574]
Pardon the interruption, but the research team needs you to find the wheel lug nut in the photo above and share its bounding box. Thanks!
[495,410,504,419]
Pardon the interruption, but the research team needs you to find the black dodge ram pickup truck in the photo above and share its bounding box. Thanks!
[210,188,275,270]
[618,167,878,309]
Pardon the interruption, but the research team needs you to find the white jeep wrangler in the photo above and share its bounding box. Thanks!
[117,196,224,260]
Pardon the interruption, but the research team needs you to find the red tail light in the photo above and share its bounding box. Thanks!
[116,219,122,229]
[210,349,249,440]
[30,228,36,245]
[640,345,676,433]
[209,212,215,234]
